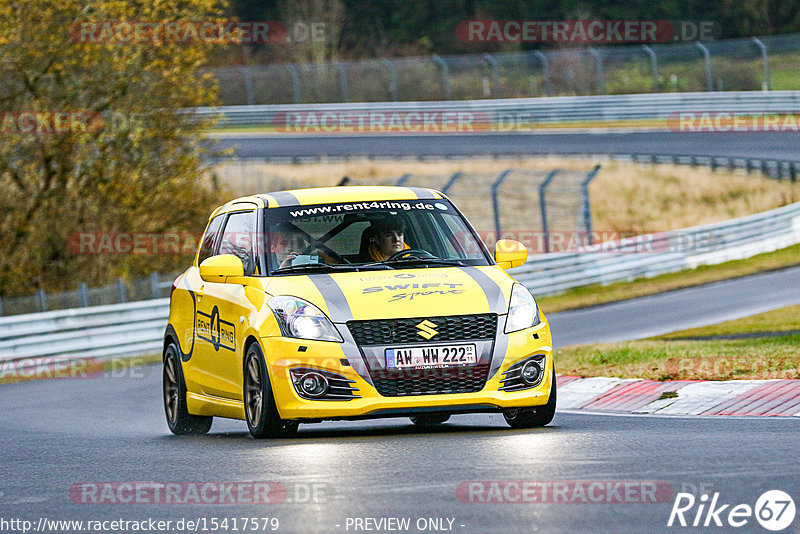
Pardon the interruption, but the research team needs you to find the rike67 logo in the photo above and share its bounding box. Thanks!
[668,490,796,531]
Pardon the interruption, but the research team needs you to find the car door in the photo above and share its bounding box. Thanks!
[193,209,259,400]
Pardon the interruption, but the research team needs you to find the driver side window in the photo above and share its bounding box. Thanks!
[197,215,224,266]
[218,211,256,275]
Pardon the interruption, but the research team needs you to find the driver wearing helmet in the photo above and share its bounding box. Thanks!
[364,217,410,262]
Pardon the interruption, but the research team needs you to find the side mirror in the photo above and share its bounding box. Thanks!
[199,254,244,282]
[494,239,527,270]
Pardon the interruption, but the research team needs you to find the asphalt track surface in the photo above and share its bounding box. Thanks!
[2,268,800,533]
[215,131,800,161]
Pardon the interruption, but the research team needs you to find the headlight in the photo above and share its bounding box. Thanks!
[267,296,343,342]
[504,284,541,333]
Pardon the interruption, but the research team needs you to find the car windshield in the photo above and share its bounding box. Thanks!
[263,199,491,275]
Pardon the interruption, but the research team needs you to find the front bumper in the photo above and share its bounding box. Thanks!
[261,321,553,421]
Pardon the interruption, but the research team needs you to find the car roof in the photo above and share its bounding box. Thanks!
[209,185,445,219]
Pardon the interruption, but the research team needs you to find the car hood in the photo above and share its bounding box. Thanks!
[264,266,515,321]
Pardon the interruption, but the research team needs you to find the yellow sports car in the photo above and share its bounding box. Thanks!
[163,186,555,438]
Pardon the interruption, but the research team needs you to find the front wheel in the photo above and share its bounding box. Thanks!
[163,342,213,435]
[503,362,557,429]
[244,343,298,439]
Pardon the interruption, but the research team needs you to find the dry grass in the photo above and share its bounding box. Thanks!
[211,157,800,234]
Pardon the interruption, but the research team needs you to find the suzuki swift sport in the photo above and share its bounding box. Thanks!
[163,186,556,438]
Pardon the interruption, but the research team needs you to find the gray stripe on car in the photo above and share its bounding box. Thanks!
[459,266,509,380]
[308,274,373,385]
[405,187,437,199]
[270,191,301,207]
[308,274,354,322]
[488,324,510,381]
[337,327,374,386]
[458,266,507,314]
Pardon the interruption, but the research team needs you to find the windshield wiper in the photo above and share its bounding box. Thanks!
[379,257,466,268]
[271,263,346,274]
[272,263,392,275]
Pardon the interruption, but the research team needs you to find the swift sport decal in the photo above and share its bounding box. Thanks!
[362,282,465,303]
[195,305,236,352]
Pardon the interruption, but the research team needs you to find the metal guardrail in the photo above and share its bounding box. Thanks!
[510,200,800,295]
[201,90,800,129]
[0,299,169,367]
[2,200,799,368]
[203,92,800,180]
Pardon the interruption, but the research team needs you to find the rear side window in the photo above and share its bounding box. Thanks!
[219,211,256,275]
[197,215,224,265]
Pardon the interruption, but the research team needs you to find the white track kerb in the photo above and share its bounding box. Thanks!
[556,376,800,417]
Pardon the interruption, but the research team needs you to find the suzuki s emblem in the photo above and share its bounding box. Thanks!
[416,320,438,340]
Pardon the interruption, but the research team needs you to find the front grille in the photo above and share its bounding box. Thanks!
[347,314,497,345]
[370,364,490,397]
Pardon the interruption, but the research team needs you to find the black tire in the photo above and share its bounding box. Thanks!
[503,361,557,429]
[163,341,213,435]
[410,414,451,426]
[243,343,298,439]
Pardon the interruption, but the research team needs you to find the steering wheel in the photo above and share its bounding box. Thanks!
[387,249,436,261]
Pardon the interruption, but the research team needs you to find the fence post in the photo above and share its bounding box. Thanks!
[332,62,350,103]
[79,283,89,307]
[441,172,463,194]
[395,173,411,186]
[0,296,3,317]
[432,56,452,100]
[380,59,399,101]
[117,278,127,303]
[751,37,771,91]
[151,273,161,299]
[491,170,513,237]
[285,64,302,104]
[483,53,501,98]
[695,41,713,91]
[581,165,602,244]
[534,51,553,96]
[37,289,47,312]
[588,47,605,95]
[238,66,255,106]
[538,170,559,253]
[641,45,659,92]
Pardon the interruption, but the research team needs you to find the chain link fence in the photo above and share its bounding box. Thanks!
[215,161,601,251]
[212,33,800,105]
[0,273,177,317]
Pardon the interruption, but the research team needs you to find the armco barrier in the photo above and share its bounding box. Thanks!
[1,201,799,368]
[0,299,169,367]
[511,200,800,295]
[201,91,800,129]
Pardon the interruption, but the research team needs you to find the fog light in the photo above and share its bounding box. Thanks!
[520,360,543,385]
[298,372,329,397]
